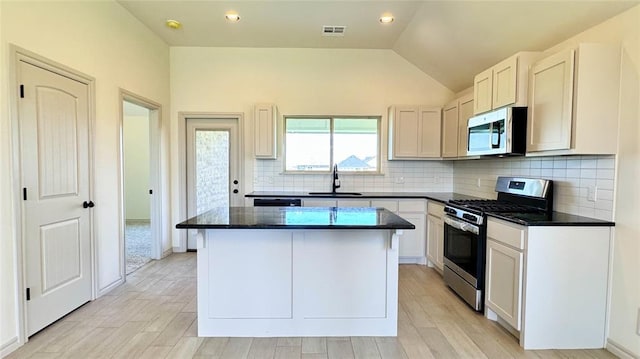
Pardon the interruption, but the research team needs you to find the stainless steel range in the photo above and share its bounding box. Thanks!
[442,177,553,311]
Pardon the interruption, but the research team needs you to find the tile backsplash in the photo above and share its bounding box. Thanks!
[254,159,454,193]
[453,155,616,221]
[253,155,616,221]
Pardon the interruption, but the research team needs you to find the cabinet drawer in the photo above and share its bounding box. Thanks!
[427,202,445,217]
[303,200,337,207]
[370,200,398,212]
[487,218,525,250]
[337,200,371,208]
[398,200,426,212]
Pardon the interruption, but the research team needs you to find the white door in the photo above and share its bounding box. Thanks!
[186,118,241,250]
[18,60,92,336]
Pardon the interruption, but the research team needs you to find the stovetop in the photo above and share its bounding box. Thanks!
[447,199,545,214]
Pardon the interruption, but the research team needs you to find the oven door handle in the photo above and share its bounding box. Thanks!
[444,216,479,235]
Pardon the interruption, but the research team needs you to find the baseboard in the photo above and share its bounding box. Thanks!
[399,256,427,265]
[97,277,125,297]
[1,336,20,358]
[162,248,173,258]
[607,339,639,359]
[172,246,185,253]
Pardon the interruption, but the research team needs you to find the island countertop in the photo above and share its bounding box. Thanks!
[175,206,416,230]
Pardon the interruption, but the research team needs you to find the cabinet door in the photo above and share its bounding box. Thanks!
[398,212,426,258]
[254,104,277,159]
[527,49,575,152]
[474,68,493,114]
[391,106,420,158]
[485,239,523,330]
[492,56,518,109]
[441,101,459,158]
[418,107,442,158]
[457,95,474,156]
[426,213,443,270]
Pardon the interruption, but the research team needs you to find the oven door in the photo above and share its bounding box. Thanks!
[443,216,483,288]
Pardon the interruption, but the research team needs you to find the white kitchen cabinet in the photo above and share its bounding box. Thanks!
[486,217,612,349]
[473,67,493,114]
[527,43,620,155]
[388,106,441,159]
[254,104,277,159]
[371,199,427,264]
[457,94,474,156]
[473,52,540,115]
[442,93,474,158]
[303,199,337,207]
[485,219,524,331]
[441,100,459,158]
[426,201,444,271]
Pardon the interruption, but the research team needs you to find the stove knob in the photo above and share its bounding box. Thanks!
[444,207,456,215]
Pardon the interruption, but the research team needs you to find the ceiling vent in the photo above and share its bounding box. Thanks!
[322,25,346,37]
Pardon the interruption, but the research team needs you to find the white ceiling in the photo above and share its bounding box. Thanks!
[118,0,639,92]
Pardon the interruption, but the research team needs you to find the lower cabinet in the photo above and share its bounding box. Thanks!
[485,238,523,330]
[486,217,612,349]
[426,202,444,271]
[372,199,426,264]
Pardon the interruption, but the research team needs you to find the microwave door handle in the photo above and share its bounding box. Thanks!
[491,121,501,149]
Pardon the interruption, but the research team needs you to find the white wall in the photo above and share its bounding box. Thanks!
[123,114,151,220]
[170,47,454,248]
[0,1,170,354]
[455,5,640,356]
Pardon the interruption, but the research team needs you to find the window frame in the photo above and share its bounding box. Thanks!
[283,115,382,174]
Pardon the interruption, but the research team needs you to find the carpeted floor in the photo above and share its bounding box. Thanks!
[125,220,152,274]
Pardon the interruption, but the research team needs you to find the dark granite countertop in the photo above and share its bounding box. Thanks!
[245,191,483,204]
[176,206,416,230]
[487,211,615,227]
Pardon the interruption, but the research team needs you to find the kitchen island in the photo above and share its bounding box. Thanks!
[176,206,415,337]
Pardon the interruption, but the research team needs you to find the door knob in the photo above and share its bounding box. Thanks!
[83,201,95,208]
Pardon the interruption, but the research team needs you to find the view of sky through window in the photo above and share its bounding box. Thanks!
[285,117,379,172]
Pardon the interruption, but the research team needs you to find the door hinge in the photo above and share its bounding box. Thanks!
[20,85,24,98]
[23,188,27,201]
[149,189,153,194]
[26,288,30,301]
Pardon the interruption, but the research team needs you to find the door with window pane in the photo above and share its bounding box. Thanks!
[186,118,241,250]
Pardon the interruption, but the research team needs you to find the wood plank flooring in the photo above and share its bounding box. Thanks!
[6,252,617,359]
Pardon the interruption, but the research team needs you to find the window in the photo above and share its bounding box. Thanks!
[284,116,380,173]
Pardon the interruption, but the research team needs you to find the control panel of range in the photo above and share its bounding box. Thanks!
[444,206,483,225]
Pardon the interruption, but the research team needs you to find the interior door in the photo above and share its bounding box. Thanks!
[186,118,241,250]
[18,60,92,336]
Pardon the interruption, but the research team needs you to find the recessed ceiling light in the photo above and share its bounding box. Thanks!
[225,12,241,22]
[165,19,182,29]
[379,14,394,24]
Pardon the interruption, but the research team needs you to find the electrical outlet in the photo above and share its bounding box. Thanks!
[395,177,405,184]
[587,186,598,202]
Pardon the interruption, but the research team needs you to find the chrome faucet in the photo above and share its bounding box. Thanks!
[332,164,341,193]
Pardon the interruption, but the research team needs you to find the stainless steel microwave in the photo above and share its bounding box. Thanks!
[467,107,527,156]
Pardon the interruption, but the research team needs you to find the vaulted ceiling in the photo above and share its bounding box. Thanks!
[118,0,639,92]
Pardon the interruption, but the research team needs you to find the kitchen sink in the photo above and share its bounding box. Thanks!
[308,192,363,197]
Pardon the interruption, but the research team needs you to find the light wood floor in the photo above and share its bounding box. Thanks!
[7,252,617,359]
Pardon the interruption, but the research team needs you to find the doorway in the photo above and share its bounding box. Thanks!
[185,117,243,250]
[120,91,162,274]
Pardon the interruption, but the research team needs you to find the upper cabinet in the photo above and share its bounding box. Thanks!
[388,106,442,160]
[527,44,620,155]
[441,100,459,158]
[441,93,474,158]
[457,94,474,157]
[473,52,541,115]
[254,104,277,159]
